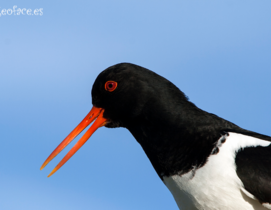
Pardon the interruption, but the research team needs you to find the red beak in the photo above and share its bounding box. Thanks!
[40,106,108,177]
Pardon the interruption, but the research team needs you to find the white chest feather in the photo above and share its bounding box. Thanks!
[163,133,271,210]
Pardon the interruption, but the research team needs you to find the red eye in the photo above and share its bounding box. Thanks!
[105,81,118,92]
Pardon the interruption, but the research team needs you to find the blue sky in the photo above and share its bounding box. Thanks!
[1,1,271,209]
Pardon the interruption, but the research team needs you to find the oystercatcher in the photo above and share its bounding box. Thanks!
[41,63,271,210]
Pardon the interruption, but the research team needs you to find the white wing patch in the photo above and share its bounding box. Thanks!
[163,132,271,210]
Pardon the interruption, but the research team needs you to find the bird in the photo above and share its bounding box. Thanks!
[41,63,271,210]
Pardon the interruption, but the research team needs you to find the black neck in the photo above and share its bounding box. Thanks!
[127,101,240,180]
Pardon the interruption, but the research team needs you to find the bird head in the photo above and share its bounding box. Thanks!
[40,63,189,177]
[91,63,151,128]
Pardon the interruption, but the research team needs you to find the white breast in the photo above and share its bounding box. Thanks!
[163,132,271,210]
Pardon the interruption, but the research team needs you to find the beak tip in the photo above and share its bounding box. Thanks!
[40,162,47,170]
[47,168,57,177]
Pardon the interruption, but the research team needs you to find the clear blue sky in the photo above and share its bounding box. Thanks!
[1,1,271,210]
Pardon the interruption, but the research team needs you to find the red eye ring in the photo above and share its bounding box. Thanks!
[105,81,118,92]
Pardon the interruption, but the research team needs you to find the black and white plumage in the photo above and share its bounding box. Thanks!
[42,63,271,210]
[164,133,271,210]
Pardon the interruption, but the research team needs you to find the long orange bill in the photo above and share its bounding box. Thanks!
[40,106,108,177]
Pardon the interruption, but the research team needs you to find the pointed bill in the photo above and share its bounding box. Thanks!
[40,106,108,177]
